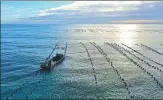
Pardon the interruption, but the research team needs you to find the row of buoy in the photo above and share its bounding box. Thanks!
[110,62,134,99]
[106,43,135,98]
[110,43,163,89]
[22,72,48,99]
[80,42,99,99]
[80,42,98,89]
[74,29,110,33]
[106,43,163,90]
[6,70,40,99]
[114,43,163,74]
[75,29,87,32]
[91,42,134,99]
[122,43,163,68]
[67,51,86,55]
[111,43,163,73]
[94,42,107,57]
[88,29,96,33]
[140,44,163,55]
[90,42,110,62]
[6,66,49,99]
[90,42,111,64]
[90,42,111,63]
[68,45,82,48]
[67,43,79,46]
[90,29,107,33]
[91,42,107,57]
[6,82,28,99]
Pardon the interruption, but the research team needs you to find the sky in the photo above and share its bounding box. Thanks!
[1,1,163,24]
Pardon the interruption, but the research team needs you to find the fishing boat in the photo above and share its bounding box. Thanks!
[40,43,67,69]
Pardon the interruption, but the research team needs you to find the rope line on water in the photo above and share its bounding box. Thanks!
[140,44,163,55]
[105,43,163,90]
[6,70,47,100]
[122,43,163,68]
[117,43,163,73]
[80,42,99,99]
[67,51,86,54]
[6,68,41,99]
[91,42,135,99]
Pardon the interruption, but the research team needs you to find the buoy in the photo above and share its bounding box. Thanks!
[131,95,134,98]
[151,75,153,78]
[128,91,130,94]
[126,87,128,90]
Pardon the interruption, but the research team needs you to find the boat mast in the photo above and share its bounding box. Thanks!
[64,42,68,56]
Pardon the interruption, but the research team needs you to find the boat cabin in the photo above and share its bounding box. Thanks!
[40,53,64,69]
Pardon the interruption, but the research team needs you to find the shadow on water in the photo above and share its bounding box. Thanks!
[39,68,53,73]
[32,66,54,76]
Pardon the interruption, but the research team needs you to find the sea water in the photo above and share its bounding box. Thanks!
[1,24,163,99]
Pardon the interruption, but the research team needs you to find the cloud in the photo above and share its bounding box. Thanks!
[37,1,159,17]
[6,1,163,24]
[38,1,144,17]
[149,4,155,8]
[110,20,163,24]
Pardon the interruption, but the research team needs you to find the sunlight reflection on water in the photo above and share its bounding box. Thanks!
[116,24,138,47]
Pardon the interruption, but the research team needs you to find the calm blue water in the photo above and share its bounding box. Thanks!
[1,24,163,99]
[1,24,69,99]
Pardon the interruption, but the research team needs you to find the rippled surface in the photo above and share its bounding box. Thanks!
[1,24,163,99]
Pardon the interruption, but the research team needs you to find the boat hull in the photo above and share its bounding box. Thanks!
[40,56,65,70]
[40,42,67,70]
